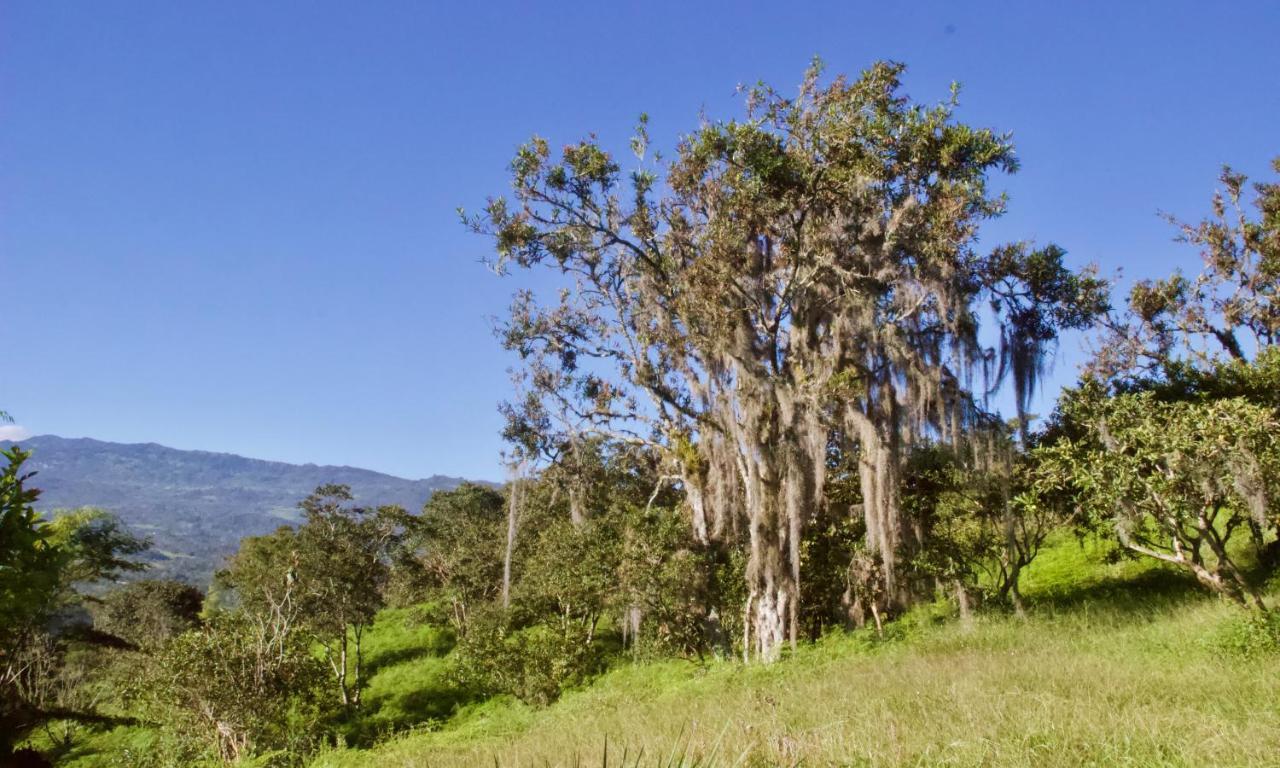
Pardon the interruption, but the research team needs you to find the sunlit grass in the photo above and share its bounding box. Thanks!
[36,535,1280,767]
[311,535,1280,767]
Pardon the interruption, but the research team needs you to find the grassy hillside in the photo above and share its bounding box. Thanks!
[41,534,1280,767]
[306,535,1280,768]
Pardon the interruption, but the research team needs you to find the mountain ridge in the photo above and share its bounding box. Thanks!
[0,434,490,587]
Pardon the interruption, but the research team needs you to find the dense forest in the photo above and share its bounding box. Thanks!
[3,62,1279,766]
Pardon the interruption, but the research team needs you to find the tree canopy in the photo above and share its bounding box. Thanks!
[471,60,1106,659]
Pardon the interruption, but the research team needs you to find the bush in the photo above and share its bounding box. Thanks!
[449,609,599,706]
[141,613,332,764]
[94,579,203,649]
[1213,611,1280,658]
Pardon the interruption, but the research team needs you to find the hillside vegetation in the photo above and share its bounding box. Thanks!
[0,435,475,584]
[309,536,1280,767]
[42,534,1280,767]
[5,62,1280,768]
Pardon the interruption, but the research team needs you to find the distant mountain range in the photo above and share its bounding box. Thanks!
[0,435,485,587]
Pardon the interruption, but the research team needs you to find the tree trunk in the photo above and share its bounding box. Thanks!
[747,581,789,663]
[338,633,349,708]
[955,580,973,630]
[352,625,363,708]
[502,467,522,610]
[740,446,801,663]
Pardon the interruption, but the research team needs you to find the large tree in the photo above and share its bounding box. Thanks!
[471,61,1104,660]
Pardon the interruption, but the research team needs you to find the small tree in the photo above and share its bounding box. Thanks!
[901,446,997,625]
[1,450,150,758]
[517,514,620,645]
[95,579,204,650]
[145,612,330,764]
[219,485,400,712]
[390,483,507,633]
[1,449,61,712]
[617,503,714,657]
[292,485,400,711]
[1031,384,1279,610]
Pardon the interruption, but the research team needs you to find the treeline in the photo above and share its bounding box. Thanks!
[3,61,1280,766]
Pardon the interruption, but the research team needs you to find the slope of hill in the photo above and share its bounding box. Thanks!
[40,534,1280,767]
[0,435,485,586]
[314,537,1280,767]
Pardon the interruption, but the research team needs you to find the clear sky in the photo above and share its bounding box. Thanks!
[3,1,1278,481]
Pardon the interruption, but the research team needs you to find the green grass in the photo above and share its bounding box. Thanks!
[26,723,161,768]
[37,534,1280,767]
[311,536,1280,768]
[341,606,473,745]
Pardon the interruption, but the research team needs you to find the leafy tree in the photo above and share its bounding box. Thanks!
[470,61,1105,659]
[221,486,401,711]
[293,486,400,710]
[616,503,715,656]
[1093,157,1280,383]
[1,450,150,759]
[1074,156,1280,578]
[901,445,997,624]
[390,483,507,633]
[94,579,203,650]
[448,605,599,707]
[0,449,59,757]
[1030,383,1279,610]
[517,514,619,645]
[1,447,60,660]
[143,612,330,765]
[42,508,149,592]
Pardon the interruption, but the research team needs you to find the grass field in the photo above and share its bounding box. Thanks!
[308,535,1280,767]
[40,534,1280,767]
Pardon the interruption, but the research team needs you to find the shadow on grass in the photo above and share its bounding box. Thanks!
[364,645,440,676]
[343,650,483,748]
[345,680,485,748]
[1020,531,1278,620]
[1026,567,1204,617]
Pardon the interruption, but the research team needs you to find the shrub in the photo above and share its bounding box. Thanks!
[141,613,332,765]
[1213,611,1280,658]
[448,609,599,706]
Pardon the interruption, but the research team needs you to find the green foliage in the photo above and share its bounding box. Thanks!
[1031,381,1280,609]
[141,612,331,765]
[43,508,150,589]
[617,504,716,657]
[0,447,60,652]
[902,445,997,589]
[1212,610,1280,658]
[312,536,1280,768]
[94,580,203,650]
[389,483,506,631]
[448,607,600,707]
[797,503,862,639]
[220,485,402,710]
[2,450,152,758]
[517,513,618,633]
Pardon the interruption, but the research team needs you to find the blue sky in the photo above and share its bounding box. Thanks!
[3,1,1278,481]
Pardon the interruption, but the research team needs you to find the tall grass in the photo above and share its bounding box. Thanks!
[311,535,1280,767]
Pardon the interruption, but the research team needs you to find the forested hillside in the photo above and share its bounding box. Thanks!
[0,436,478,585]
